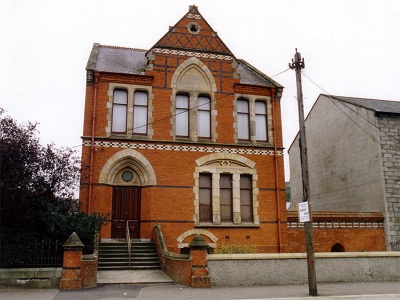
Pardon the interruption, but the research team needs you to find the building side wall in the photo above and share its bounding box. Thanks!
[378,115,400,248]
[289,95,385,212]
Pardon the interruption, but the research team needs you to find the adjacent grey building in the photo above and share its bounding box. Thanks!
[289,94,400,250]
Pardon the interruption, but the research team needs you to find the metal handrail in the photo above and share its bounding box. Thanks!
[126,221,131,266]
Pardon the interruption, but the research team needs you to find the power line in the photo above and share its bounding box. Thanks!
[109,67,290,137]
[301,70,400,142]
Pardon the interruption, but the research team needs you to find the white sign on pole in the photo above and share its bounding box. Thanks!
[298,201,310,222]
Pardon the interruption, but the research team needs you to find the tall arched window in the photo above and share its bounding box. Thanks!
[176,94,190,137]
[198,95,211,138]
[237,98,250,140]
[112,89,128,133]
[255,100,267,141]
[133,91,148,135]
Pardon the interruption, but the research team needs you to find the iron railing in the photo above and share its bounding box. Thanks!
[126,221,131,266]
[0,238,63,268]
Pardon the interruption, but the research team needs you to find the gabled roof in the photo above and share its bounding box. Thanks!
[86,44,283,88]
[329,95,400,115]
[148,5,234,57]
[288,94,400,153]
[237,59,283,88]
[86,44,147,75]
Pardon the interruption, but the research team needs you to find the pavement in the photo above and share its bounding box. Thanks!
[0,270,399,300]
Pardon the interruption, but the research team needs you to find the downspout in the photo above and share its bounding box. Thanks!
[271,89,283,253]
[88,72,99,214]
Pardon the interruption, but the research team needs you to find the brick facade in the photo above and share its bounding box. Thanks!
[80,5,287,254]
[287,212,386,252]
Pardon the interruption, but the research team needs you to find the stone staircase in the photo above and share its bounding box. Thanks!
[98,240,161,270]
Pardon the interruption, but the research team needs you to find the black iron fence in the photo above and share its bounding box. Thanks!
[0,238,63,268]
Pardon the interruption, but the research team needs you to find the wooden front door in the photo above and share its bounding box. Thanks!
[111,187,141,239]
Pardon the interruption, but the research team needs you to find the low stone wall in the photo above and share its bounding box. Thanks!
[152,225,192,285]
[0,268,62,288]
[208,252,400,286]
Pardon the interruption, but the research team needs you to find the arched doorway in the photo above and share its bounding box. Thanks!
[99,149,156,239]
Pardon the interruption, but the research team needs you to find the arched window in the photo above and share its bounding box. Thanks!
[176,94,190,137]
[112,89,128,133]
[237,98,250,140]
[133,91,148,135]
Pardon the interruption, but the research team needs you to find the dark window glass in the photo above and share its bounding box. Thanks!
[220,174,233,222]
[240,175,253,222]
[237,99,250,140]
[199,173,212,222]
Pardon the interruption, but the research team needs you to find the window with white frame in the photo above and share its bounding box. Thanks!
[198,95,211,138]
[235,96,270,143]
[112,89,128,133]
[174,93,213,140]
[176,94,190,137]
[255,101,267,141]
[237,98,250,140]
[133,91,148,135]
[108,83,152,137]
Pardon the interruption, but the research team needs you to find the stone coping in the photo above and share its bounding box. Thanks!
[208,251,400,260]
[0,268,62,279]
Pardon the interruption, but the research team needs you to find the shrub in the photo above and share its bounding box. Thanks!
[211,242,258,254]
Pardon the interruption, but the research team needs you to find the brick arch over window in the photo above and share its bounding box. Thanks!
[99,149,156,186]
[193,153,259,225]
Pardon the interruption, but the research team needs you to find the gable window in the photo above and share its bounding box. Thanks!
[112,89,128,133]
[133,91,148,135]
[237,98,250,140]
[199,173,212,222]
[198,95,211,138]
[176,94,189,137]
[255,101,267,141]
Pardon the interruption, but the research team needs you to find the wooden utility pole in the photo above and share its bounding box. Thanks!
[289,49,318,296]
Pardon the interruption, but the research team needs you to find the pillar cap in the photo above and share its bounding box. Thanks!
[63,232,84,248]
[189,234,209,249]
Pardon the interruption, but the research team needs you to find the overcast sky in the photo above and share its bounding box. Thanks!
[1,0,399,180]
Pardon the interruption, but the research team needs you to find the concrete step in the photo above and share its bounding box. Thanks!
[98,240,160,271]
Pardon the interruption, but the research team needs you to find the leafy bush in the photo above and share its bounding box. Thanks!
[0,109,108,255]
[211,242,258,254]
[45,209,109,254]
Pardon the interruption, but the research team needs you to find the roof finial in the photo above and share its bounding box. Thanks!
[189,4,198,11]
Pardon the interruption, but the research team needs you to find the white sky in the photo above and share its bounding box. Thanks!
[1,0,399,181]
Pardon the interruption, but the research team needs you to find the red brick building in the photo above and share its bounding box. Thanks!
[80,5,287,253]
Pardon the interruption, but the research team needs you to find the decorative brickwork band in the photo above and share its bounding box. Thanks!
[82,140,283,156]
[153,48,232,61]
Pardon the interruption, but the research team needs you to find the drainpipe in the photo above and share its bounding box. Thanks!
[88,72,99,214]
[271,89,283,253]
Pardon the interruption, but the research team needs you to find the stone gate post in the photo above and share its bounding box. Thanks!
[189,234,211,288]
[59,232,84,290]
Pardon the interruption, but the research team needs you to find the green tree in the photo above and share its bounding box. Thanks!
[0,108,107,253]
